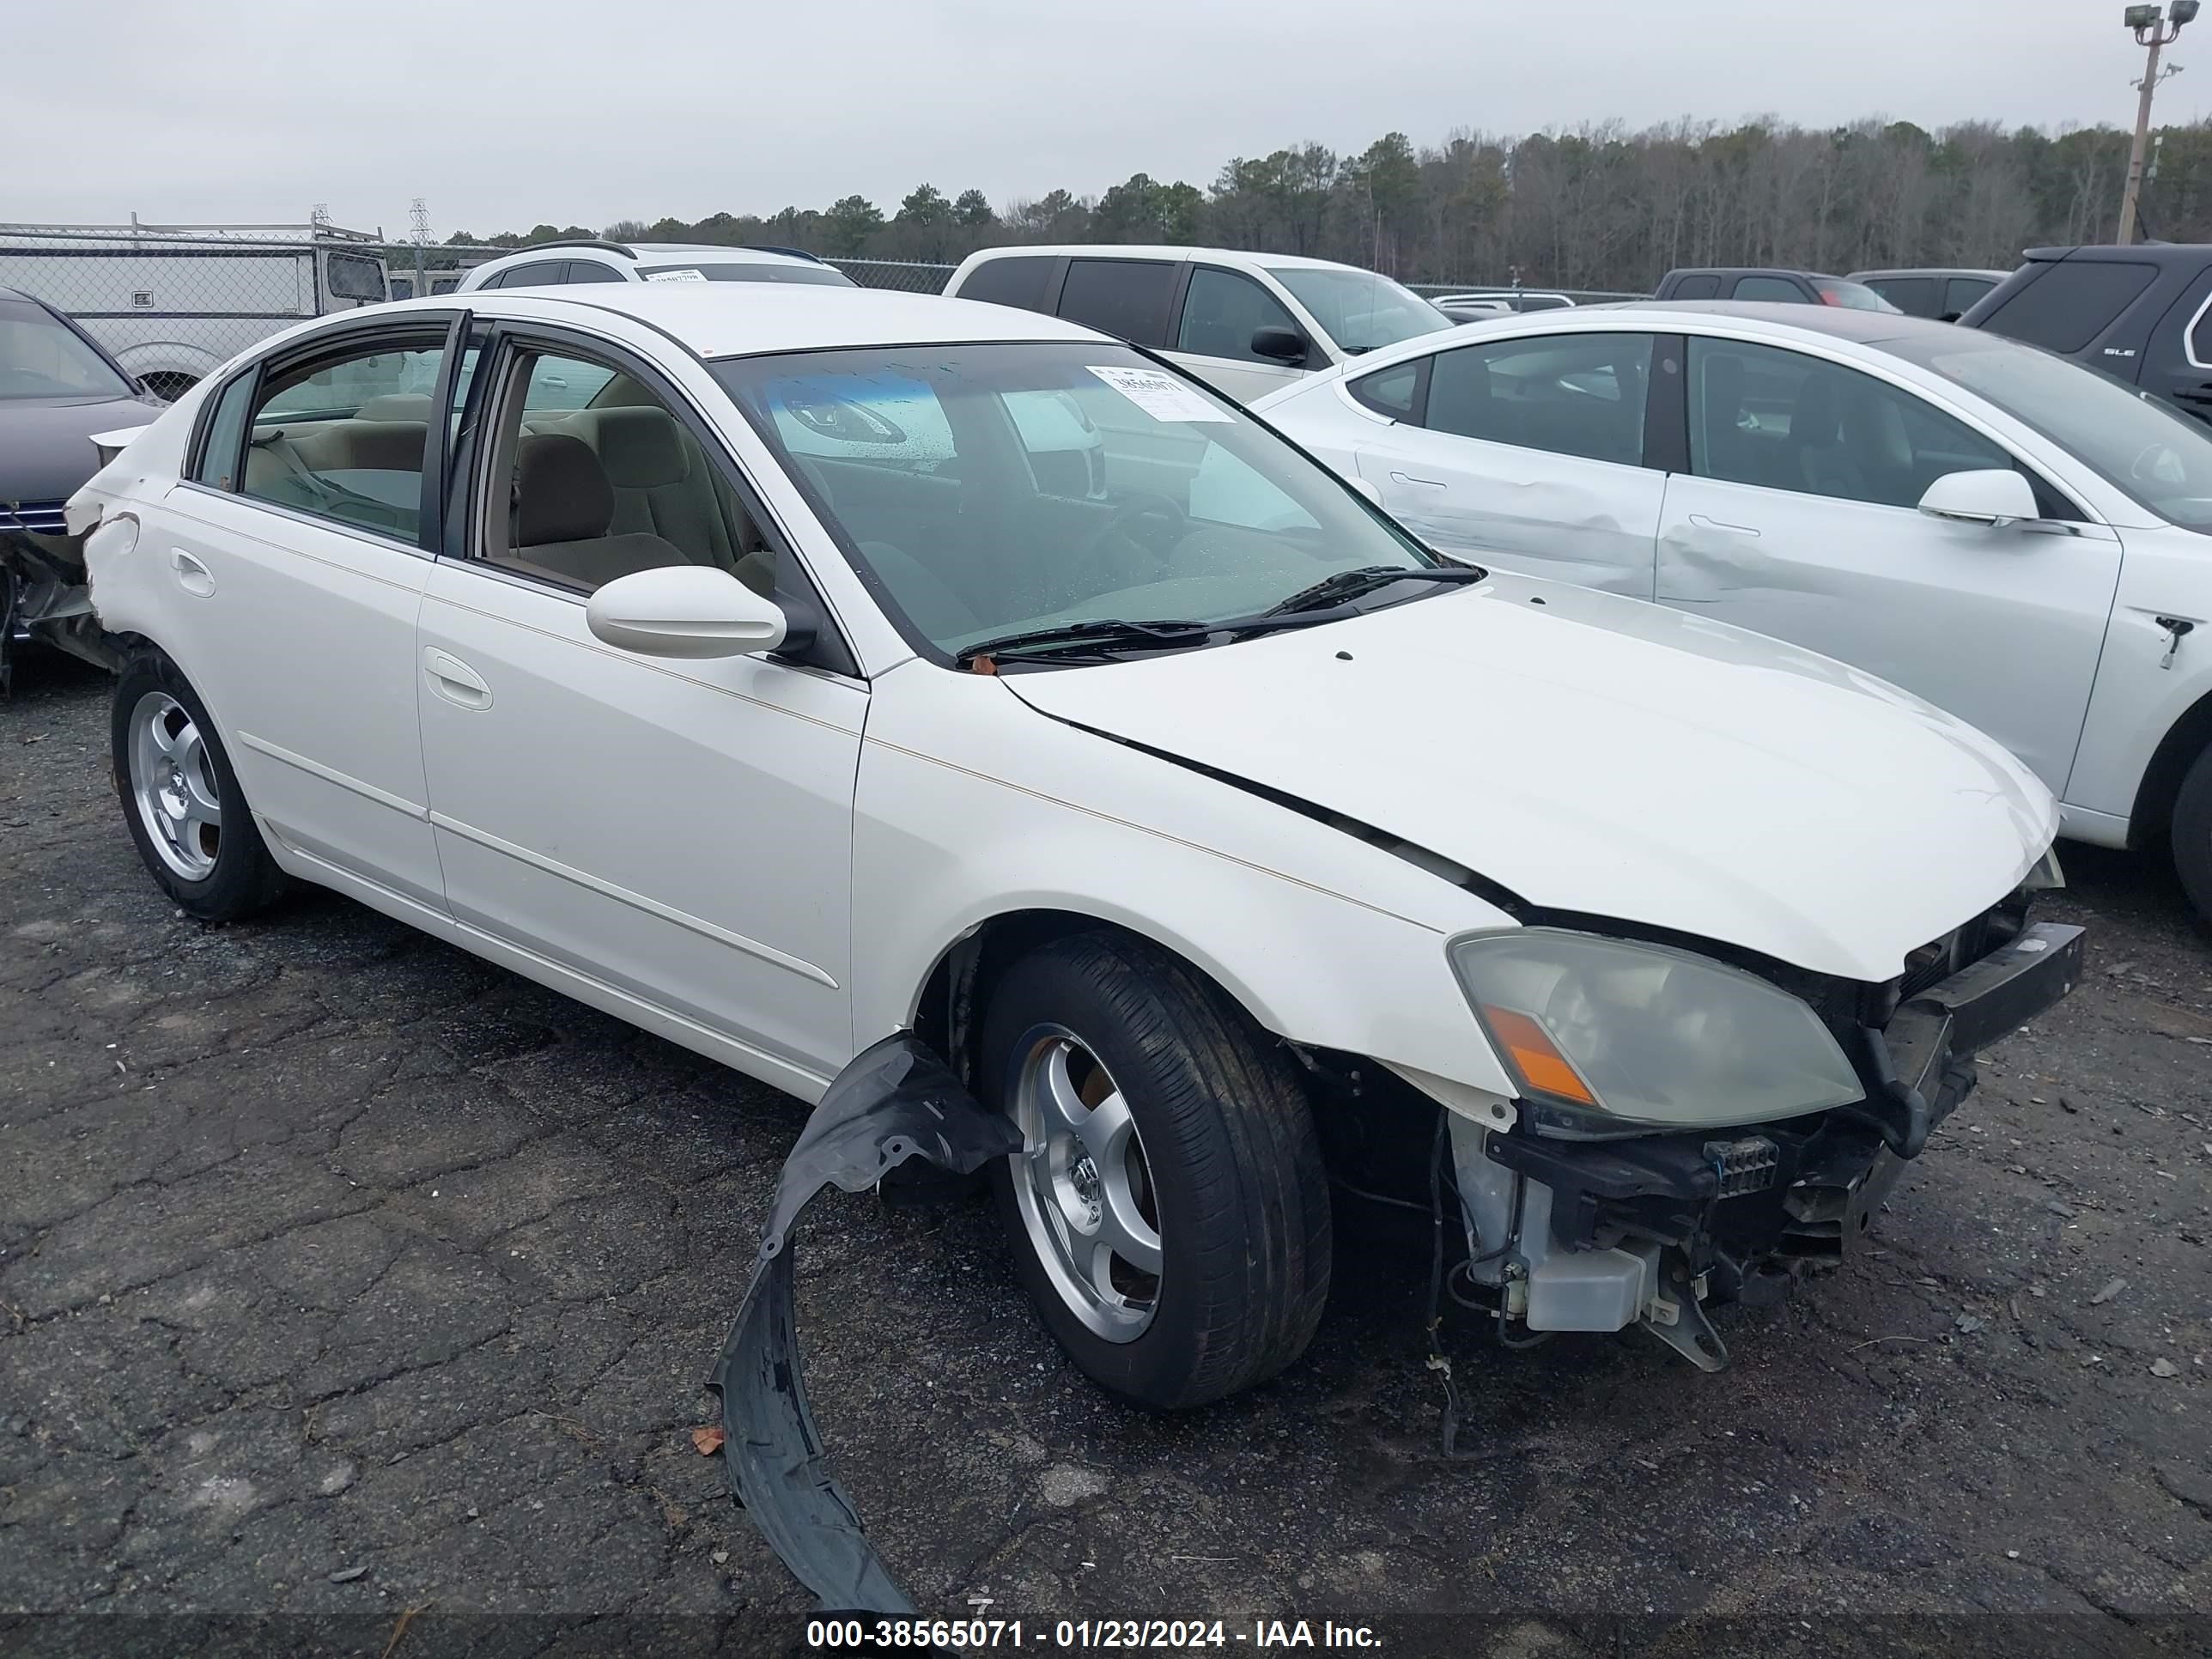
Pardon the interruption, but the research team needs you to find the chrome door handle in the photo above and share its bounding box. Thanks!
[168,548,216,597]
[422,647,492,710]
[1688,514,1760,538]
[1389,470,1446,489]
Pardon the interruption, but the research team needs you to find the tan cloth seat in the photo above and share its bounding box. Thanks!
[504,431,686,586]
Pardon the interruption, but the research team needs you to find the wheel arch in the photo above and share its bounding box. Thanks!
[2127,683,2212,851]
[908,907,1256,1087]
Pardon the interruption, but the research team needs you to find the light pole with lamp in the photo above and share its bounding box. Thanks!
[2118,0,2198,245]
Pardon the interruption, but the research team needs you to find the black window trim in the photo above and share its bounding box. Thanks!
[1346,352,1432,423]
[439,315,860,678]
[179,308,468,558]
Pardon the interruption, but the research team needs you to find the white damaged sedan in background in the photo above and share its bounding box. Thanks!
[61,283,2081,1429]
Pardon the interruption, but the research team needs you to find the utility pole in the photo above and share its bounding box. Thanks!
[410,196,431,295]
[2119,2,2197,246]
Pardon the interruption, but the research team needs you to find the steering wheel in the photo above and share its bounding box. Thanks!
[1069,492,1189,587]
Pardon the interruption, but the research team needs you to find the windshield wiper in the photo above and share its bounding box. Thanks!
[956,617,1218,665]
[1253,562,1488,620]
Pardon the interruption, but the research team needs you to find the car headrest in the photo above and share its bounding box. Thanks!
[357,393,435,422]
[571,405,690,490]
[515,432,614,546]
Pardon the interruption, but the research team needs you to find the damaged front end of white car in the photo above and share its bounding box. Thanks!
[1434,879,2080,1370]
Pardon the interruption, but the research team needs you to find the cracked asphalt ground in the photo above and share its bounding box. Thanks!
[3,653,2209,1659]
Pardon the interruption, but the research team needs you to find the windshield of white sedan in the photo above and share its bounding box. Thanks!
[1262,268,1450,354]
[0,300,131,401]
[1885,331,2212,532]
[714,343,1445,657]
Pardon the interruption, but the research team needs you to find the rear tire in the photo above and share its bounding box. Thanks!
[112,652,287,921]
[982,930,1331,1408]
[2172,741,2212,925]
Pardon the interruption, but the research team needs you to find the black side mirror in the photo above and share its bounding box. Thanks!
[1250,325,1309,365]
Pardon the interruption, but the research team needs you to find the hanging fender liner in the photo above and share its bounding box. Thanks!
[706,1032,1021,1614]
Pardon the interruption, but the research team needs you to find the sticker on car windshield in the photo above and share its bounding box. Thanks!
[1085,365,1233,422]
[643,268,708,283]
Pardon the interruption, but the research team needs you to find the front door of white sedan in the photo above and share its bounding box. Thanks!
[1653,336,2121,796]
[412,331,863,1092]
[1342,331,1669,597]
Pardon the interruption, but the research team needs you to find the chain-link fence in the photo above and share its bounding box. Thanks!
[1,224,1645,405]
[823,258,954,293]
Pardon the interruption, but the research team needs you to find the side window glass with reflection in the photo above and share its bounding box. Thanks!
[1686,337,2014,508]
[1054,259,1176,346]
[192,369,258,491]
[240,340,448,539]
[489,348,774,596]
[1425,333,1652,465]
[1176,268,1300,364]
[1349,359,1424,420]
[1732,276,1807,303]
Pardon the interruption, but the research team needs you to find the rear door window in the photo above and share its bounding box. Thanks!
[957,255,1059,314]
[1669,275,1722,300]
[1054,258,1176,346]
[1424,332,1653,465]
[1978,260,2158,353]
[1732,276,1807,303]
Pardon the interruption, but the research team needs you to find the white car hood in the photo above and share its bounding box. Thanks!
[1001,572,2057,982]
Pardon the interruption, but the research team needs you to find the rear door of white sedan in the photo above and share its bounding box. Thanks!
[1340,330,1674,598]
[412,322,865,1092]
[159,314,467,911]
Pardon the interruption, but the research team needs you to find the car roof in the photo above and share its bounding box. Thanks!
[387,283,1107,356]
[963,243,1362,272]
[1847,267,2008,281]
[1583,298,1951,343]
[2019,242,2212,264]
[623,244,819,264]
[1666,267,1844,281]
[472,242,821,270]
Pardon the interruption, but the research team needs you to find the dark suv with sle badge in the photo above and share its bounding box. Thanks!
[1959,243,2212,427]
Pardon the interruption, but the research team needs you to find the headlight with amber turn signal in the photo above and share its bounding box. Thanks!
[1449,928,1866,1129]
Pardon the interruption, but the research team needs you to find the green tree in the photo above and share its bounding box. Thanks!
[823,195,884,256]
[953,189,995,227]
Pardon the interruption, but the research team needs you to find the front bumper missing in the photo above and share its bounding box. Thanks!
[706,1034,1019,1614]
[1455,921,2086,1366]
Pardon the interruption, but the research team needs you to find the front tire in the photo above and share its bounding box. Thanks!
[112,652,286,921]
[982,931,1331,1408]
[2173,741,2212,924]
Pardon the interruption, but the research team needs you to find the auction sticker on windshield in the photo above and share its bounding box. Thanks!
[1086,365,1232,422]
[644,268,708,283]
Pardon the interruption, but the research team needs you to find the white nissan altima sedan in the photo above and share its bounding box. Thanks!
[64,283,2081,1407]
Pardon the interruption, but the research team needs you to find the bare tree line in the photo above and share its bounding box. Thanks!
[444,115,2200,289]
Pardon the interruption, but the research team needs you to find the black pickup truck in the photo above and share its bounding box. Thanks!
[1959,244,2212,427]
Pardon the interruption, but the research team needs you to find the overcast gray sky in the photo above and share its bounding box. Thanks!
[12,0,2202,237]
